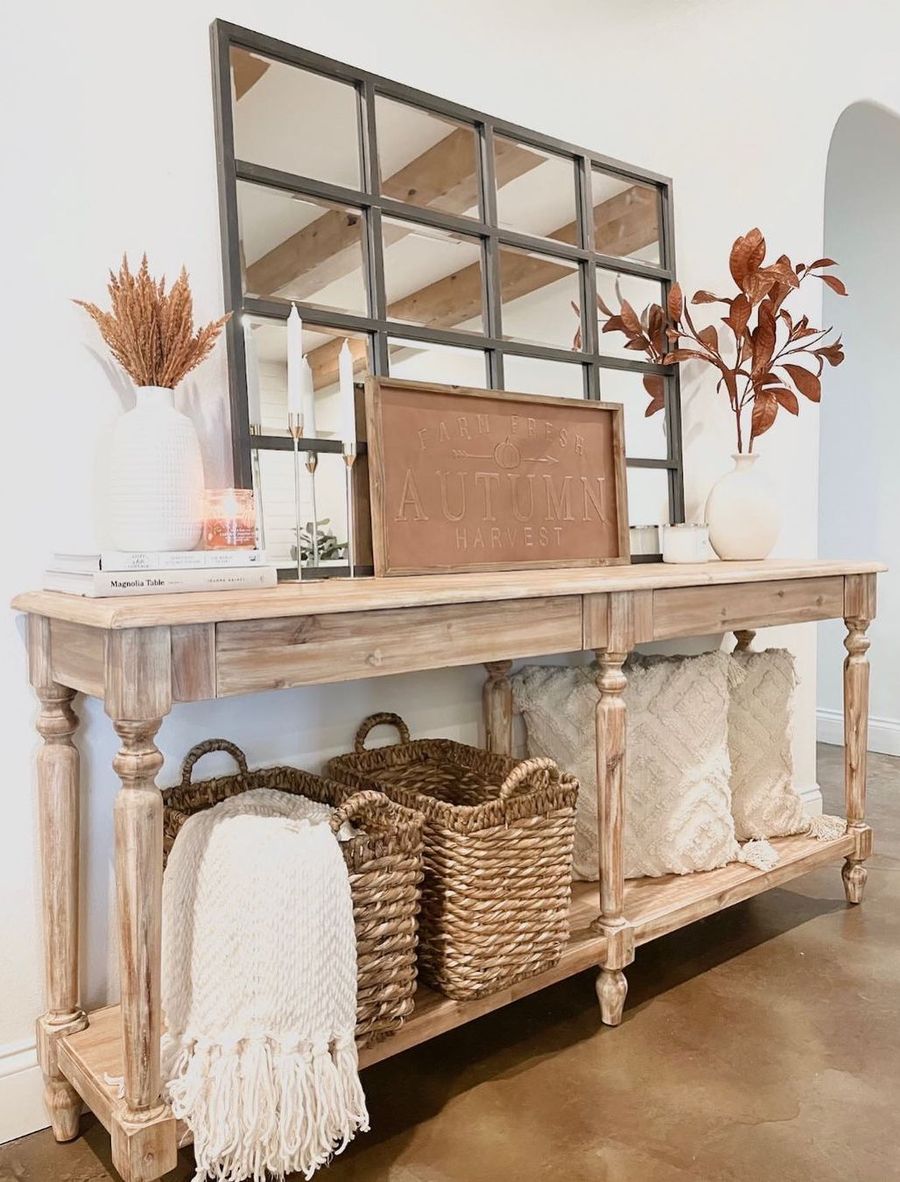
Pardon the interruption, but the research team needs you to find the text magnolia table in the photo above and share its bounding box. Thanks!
[13,558,883,1182]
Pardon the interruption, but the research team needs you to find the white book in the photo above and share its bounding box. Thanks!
[43,566,279,598]
[50,549,267,573]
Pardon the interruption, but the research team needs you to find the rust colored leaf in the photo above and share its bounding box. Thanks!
[814,340,844,367]
[751,302,777,378]
[642,373,665,416]
[751,391,778,440]
[782,363,821,402]
[820,274,848,296]
[698,324,719,352]
[730,228,766,288]
[664,348,712,364]
[602,315,625,334]
[727,293,751,338]
[619,299,643,336]
[691,290,729,305]
[595,292,614,317]
[667,282,684,322]
[774,388,800,415]
[807,258,837,269]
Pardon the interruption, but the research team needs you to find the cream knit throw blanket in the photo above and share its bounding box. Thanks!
[161,788,368,1182]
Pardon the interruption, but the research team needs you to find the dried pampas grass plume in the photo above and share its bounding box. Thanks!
[75,254,231,389]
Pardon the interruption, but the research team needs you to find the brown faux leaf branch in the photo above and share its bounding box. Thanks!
[595,228,846,452]
[75,255,230,389]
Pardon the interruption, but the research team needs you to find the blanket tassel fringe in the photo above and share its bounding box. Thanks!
[162,1032,369,1182]
[806,813,847,841]
[738,838,780,872]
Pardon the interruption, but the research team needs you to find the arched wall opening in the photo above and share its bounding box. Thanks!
[817,100,899,751]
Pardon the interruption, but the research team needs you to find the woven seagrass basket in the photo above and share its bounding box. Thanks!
[327,713,578,1001]
[161,738,424,1048]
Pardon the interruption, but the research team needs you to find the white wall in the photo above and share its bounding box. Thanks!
[817,101,900,753]
[3,0,898,1141]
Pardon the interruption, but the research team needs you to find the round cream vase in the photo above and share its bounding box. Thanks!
[705,453,781,561]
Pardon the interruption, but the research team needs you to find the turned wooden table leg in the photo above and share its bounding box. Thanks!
[592,594,635,1026]
[106,628,176,1182]
[842,578,874,904]
[483,660,513,755]
[733,629,756,652]
[29,616,86,1142]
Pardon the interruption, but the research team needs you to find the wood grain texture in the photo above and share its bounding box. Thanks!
[49,619,105,697]
[483,660,513,755]
[28,614,87,1142]
[842,585,874,904]
[171,624,216,702]
[215,597,582,694]
[652,576,844,639]
[104,628,171,721]
[12,560,886,629]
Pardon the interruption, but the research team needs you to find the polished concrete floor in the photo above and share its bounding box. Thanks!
[2,744,898,1182]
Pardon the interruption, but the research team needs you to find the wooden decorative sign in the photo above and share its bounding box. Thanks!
[364,377,629,576]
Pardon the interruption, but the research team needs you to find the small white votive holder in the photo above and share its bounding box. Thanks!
[661,523,712,564]
[629,524,660,557]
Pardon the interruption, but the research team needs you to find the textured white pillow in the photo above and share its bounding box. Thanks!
[512,652,740,880]
[727,649,806,840]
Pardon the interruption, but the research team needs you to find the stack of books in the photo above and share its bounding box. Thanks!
[44,549,278,597]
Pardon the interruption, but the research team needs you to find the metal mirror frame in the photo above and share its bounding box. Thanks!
[210,18,685,567]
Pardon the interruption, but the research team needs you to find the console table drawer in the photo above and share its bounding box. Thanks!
[215,595,582,694]
[652,576,845,639]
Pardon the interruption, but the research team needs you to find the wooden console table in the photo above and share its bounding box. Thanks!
[13,558,882,1182]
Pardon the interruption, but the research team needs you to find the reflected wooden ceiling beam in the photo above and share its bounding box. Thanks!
[306,184,658,389]
[244,132,543,300]
[232,48,270,100]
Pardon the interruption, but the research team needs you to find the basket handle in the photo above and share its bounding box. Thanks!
[329,789,392,834]
[354,712,411,753]
[498,756,561,802]
[179,739,250,788]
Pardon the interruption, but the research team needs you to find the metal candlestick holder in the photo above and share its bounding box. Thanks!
[305,450,320,567]
[249,423,266,554]
[288,412,304,582]
[342,442,357,578]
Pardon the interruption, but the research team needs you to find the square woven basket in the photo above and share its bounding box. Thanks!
[161,739,424,1048]
[327,713,578,1001]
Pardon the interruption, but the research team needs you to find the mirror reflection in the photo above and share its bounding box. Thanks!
[599,369,668,459]
[590,170,661,263]
[230,48,360,187]
[237,182,368,314]
[376,97,481,219]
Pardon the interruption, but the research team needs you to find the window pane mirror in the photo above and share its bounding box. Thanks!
[215,20,685,571]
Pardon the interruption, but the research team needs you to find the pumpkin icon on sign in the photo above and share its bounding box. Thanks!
[493,436,521,470]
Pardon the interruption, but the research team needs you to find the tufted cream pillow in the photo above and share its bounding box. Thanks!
[512,652,740,880]
[727,649,806,840]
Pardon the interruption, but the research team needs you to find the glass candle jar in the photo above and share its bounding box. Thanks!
[203,489,256,549]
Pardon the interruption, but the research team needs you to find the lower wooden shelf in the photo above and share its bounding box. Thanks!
[57,828,855,1135]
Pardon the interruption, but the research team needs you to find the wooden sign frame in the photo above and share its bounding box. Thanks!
[364,376,630,577]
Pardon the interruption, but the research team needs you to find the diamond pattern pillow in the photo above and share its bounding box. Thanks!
[512,652,740,880]
[727,649,806,840]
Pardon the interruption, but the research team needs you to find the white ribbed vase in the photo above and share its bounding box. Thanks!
[706,453,781,561]
[108,386,205,551]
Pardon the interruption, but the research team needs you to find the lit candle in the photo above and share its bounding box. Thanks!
[287,303,303,414]
[243,318,261,430]
[301,358,316,437]
[339,340,355,448]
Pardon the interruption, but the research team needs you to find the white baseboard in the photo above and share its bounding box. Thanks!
[0,1038,48,1145]
[798,782,823,814]
[817,708,900,756]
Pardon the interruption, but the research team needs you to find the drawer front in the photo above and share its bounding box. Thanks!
[215,595,583,695]
[652,576,845,639]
